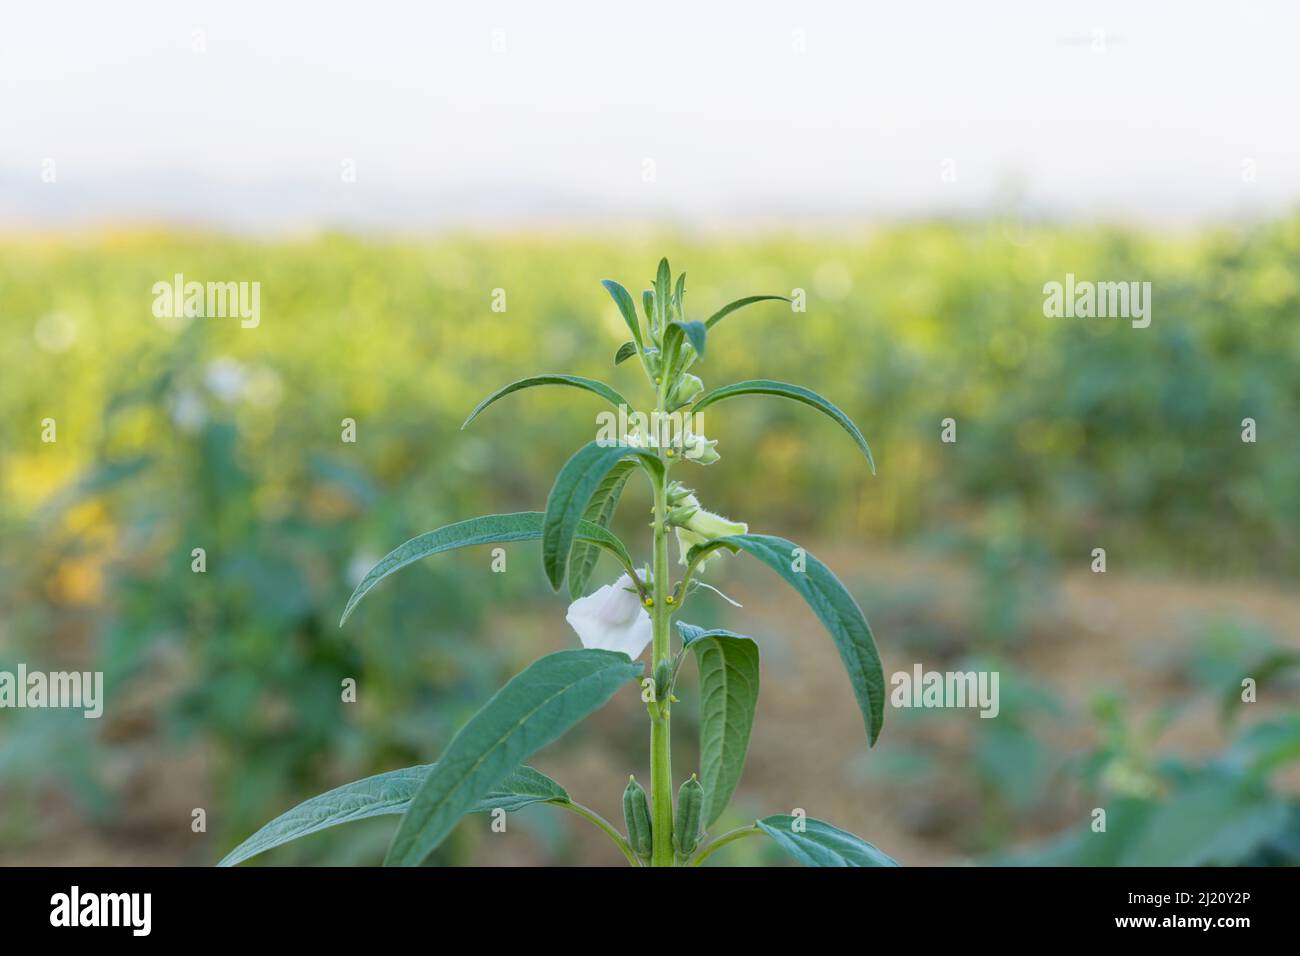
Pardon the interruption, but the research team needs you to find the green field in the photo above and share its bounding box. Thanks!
[1,223,1297,864]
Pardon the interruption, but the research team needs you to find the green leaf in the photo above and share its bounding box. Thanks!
[665,319,707,360]
[386,649,643,866]
[688,534,884,746]
[703,294,790,329]
[757,815,898,867]
[340,512,634,625]
[567,460,636,599]
[692,379,874,472]
[661,322,685,374]
[676,621,715,646]
[614,341,638,365]
[218,765,566,867]
[660,320,708,386]
[641,290,655,326]
[996,797,1154,866]
[462,375,629,429]
[1124,774,1291,866]
[1221,652,1300,724]
[674,272,687,318]
[685,625,760,827]
[682,320,706,357]
[602,279,643,348]
[542,442,663,591]
[655,258,671,327]
[1228,715,1300,776]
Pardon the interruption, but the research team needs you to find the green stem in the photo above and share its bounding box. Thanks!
[689,823,763,866]
[649,381,674,867]
[675,539,728,612]
[550,799,641,867]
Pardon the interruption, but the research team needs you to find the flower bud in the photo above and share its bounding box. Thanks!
[681,432,720,465]
[623,775,653,860]
[666,504,699,526]
[665,373,703,410]
[674,774,704,857]
[676,341,698,372]
[666,482,694,507]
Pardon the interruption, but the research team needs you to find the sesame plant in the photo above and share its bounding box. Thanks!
[221,260,893,867]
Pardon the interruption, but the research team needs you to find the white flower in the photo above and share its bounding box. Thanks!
[673,493,747,565]
[205,357,249,403]
[169,389,206,432]
[565,573,652,660]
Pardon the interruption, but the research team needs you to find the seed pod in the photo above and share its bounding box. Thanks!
[623,775,652,859]
[654,660,673,701]
[674,773,704,857]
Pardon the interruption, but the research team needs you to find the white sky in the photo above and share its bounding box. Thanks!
[2,0,1298,230]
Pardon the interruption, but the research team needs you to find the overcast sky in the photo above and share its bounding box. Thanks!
[2,0,1298,231]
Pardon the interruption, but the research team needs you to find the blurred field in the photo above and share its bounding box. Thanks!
[0,222,1297,865]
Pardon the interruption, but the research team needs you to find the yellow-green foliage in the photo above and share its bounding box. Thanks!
[1,223,1296,857]
[4,223,1296,574]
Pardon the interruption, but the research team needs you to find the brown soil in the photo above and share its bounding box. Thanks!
[5,545,1297,866]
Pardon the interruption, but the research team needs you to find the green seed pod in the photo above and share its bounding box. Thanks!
[654,660,673,701]
[623,775,652,859]
[674,773,704,857]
